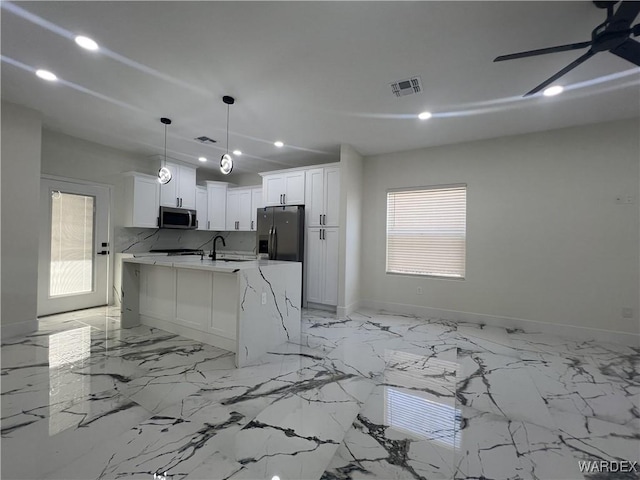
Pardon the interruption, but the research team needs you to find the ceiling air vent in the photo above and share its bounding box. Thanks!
[390,76,423,97]
[195,136,217,144]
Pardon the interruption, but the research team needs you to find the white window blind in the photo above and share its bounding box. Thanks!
[386,185,466,278]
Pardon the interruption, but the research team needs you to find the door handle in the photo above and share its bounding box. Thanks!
[97,250,109,255]
[273,227,278,259]
[268,227,274,259]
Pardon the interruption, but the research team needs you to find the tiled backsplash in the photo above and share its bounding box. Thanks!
[115,228,257,254]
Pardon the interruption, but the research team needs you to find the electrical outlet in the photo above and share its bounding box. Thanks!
[622,307,633,319]
[261,292,267,305]
[416,286,423,295]
[615,195,636,204]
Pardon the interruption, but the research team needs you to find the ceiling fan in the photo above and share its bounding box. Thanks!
[494,1,640,96]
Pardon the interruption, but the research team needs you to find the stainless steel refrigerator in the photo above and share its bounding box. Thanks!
[257,206,305,261]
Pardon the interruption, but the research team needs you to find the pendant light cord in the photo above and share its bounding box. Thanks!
[164,123,167,167]
[226,104,230,155]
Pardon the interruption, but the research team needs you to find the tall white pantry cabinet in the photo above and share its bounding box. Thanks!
[303,165,340,307]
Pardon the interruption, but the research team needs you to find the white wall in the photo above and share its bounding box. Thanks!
[361,119,640,336]
[338,144,364,316]
[1,102,42,338]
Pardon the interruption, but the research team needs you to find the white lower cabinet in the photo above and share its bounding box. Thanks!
[306,227,339,306]
[175,269,212,330]
[211,272,238,339]
[139,265,175,321]
[139,265,237,340]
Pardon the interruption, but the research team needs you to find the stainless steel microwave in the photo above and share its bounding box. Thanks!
[158,206,197,229]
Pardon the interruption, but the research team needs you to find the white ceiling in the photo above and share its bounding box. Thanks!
[2,1,639,175]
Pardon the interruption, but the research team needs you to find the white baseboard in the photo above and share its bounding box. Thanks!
[1,319,38,340]
[337,301,361,319]
[139,314,237,353]
[360,299,640,347]
[308,302,337,314]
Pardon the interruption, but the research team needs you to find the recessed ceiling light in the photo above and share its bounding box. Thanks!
[418,111,432,120]
[75,35,99,51]
[274,141,284,148]
[35,69,57,81]
[198,157,207,162]
[233,150,242,156]
[543,85,564,97]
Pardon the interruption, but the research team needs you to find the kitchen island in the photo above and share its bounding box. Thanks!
[121,256,301,367]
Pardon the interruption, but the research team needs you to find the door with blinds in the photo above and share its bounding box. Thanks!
[38,178,110,316]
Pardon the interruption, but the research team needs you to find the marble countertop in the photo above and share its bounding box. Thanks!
[122,255,298,273]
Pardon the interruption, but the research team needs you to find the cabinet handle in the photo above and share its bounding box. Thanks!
[323,214,326,225]
[208,220,210,230]
[319,229,322,240]
[283,193,286,204]
[236,221,239,230]
[176,198,179,207]
[319,214,322,225]
[180,198,183,207]
[251,220,254,230]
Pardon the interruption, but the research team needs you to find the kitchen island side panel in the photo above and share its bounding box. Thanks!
[236,263,302,367]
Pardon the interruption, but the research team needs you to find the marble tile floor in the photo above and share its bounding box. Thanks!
[1,306,638,480]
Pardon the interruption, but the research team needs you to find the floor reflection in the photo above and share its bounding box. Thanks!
[48,326,91,436]
[383,349,461,449]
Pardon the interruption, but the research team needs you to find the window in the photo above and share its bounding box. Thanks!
[386,185,466,278]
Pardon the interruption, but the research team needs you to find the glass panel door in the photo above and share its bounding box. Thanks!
[38,179,110,317]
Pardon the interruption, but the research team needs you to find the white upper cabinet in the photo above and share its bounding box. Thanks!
[261,170,305,206]
[226,187,253,231]
[250,188,262,231]
[160,161,197,209]
[206,181,228,231]
[195,186,208,231]
[123,172,159,228]
[305,165,340,227]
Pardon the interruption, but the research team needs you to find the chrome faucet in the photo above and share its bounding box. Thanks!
[210,235,226,260]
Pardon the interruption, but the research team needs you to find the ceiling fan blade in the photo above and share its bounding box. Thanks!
[611,38,640,64]
[494,41,592,62]
[524,49,596,96]
[605,1,640,32]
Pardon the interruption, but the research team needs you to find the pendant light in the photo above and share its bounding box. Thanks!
[158,117,172,184]
[220,95,235,175]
